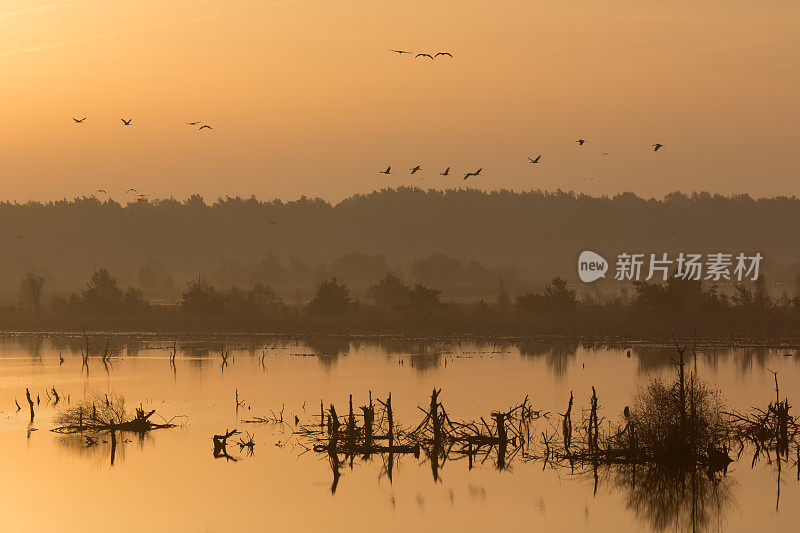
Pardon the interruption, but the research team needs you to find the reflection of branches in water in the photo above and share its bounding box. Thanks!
[605,463,736,533]
[517,339,578,378]
[727,370,800,511]
[278,390,545,493]
[52,393,180,465]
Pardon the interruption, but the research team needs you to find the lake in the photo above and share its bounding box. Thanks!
[0,334,797,532]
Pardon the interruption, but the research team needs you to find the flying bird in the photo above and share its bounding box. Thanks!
[528,155,542,164]
[652,143,664,152]
[576,139,586,146]
[96,189,107,194]
[187,121,202,126]
[463,168,482,180]
[415,53,434,59]
[435,52,453,58]
[440,167,450,176]
[73,117,86,123]
[410,165,421,174]
[199,125,213,131]
[379,166,392,175]
[127,188,137,193]
[389,49,412,55]
[121,118,132,126]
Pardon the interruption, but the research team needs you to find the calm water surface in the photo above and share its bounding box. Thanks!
[0,334,798,532]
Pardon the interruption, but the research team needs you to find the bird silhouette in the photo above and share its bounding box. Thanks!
[415,53,434,59]
[410,165,421,174]
[199,125,213,131]
[528,155,542,164]
[463,168,482,180]
[389,49,412,55]
[435,52,453,58]
[652,143,664,152]
[440,167,450,176]
[73,117,86,123]
[121,118,132,126]
[127,188,137,193]
[379,166,392,175]
[96,189,107,194]
[576,139,586,146]
[187,121,202,126]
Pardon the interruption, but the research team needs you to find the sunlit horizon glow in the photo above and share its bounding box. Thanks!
[2,0,799,203]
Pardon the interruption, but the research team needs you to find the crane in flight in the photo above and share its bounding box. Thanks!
[379,166,392,175]
[576,139,586,146]
[435,52,453,58]
[440,167,450,176]
[389,49,412,55]
[73,117,86,123]
[415,53,434,59]
[463,168,482,180]
[121,118,132,126]
[652,143,664,152]
[410,165,421,174]
[528,155,542,164]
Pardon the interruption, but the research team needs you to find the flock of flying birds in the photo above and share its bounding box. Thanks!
[383,50,665,182]
[72,47,666,191]
[72,116,214,131]
[380,140,666,181]
[72,117,213,199]
[389,49,453,59]
[380,164,482,180]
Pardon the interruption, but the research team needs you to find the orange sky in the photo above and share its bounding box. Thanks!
[1,0,799,203]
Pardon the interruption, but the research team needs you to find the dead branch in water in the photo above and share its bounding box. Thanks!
[25,388,35,422]
[726,370,799,466]
[213,428,239,461]
[51,394,177,435]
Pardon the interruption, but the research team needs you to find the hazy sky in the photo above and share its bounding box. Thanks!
[2,0,799,202]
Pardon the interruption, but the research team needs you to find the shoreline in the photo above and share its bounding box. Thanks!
[2,329,800,351]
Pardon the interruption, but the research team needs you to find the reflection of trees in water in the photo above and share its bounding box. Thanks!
[606,464,736,533]
[517,340,578,378]
[631,345,775,377]
[304,337,351,368]
[633,346,682,374]
[15,335,44,361]
[377,338,444,372]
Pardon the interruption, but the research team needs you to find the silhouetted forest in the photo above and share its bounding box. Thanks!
[3,188,800,333]
[3,264,800,336]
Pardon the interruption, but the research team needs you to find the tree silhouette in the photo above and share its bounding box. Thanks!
[20,271,44,315]
[82,269,124,312]
[308,277,352,315]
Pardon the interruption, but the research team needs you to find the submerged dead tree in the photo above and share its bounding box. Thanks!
[274,389,543,490]
[52,394,177,435]
[25,388,34,423]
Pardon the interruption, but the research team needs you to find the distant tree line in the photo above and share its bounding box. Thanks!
[4,266,800,336]
[4,187,800,302]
